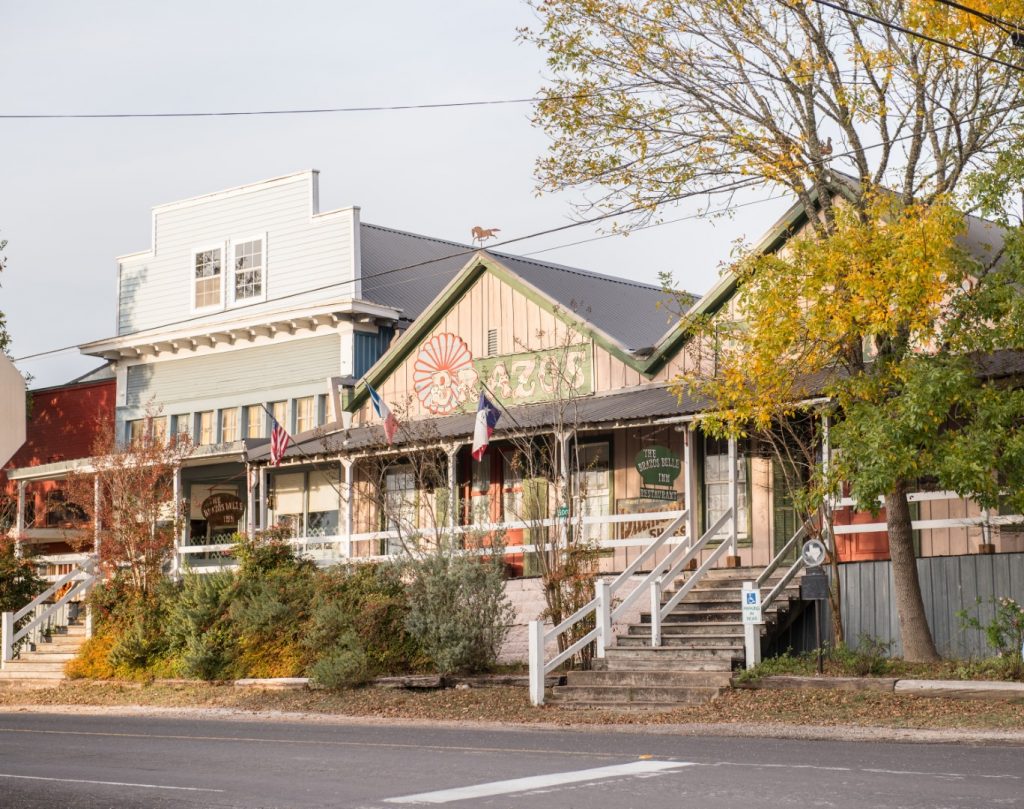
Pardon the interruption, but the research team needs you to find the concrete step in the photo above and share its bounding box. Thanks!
[615,637,741,653]
[11,651,78,662]
[627,623,744,637]
[0,660,69,673]
[603,652,736,672]
[566,669,733,688]
[550,685,724,705]
[662,585,800,603]
[0,678,66,690]
[0,668,66,680]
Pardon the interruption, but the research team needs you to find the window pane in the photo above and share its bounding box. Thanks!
[245,405,263,438]
[295,396,314,433]
[197,411,214,445]
[233,239,263,300]
[221,408,239,443]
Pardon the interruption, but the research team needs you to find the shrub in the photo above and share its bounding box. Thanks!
[308,631,374,689]
[959,597,1024,679]
[403,546,515,675]
[0,542,44,657]
[163,571,236,680]
[65,632,117,679]
[830,635,893,676]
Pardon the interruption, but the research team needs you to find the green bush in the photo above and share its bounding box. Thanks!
[959,597,1024,679]
[308,631,373,689]
[830,635,893,676]
[403,547,515,675]
[163,572,235,680]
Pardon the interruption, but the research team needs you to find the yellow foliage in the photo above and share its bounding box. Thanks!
[65,633,118,679]
[235,634,304,679]
[679,193,972,434]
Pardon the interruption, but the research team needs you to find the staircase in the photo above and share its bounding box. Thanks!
[0,622,86,689]
[549,568,803,710]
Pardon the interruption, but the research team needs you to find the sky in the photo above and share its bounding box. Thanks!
[0,1,791,388]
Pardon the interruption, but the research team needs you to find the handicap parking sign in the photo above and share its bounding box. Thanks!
[745,592,758,605]
[741,585,762,624]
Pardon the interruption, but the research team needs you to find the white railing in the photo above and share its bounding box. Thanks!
[741,515,819,669]
[177,509,691,571]
[1,562,97,666]
[526,510,690,706]
[649,509,734,647]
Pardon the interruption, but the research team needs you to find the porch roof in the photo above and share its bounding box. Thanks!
[248,383,710,464]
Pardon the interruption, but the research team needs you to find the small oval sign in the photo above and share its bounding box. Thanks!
[201,493,245,527]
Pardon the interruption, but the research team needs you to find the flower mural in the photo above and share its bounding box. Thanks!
[412,333,478,415]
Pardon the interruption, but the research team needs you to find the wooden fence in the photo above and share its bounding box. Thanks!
[771,552,1024,659]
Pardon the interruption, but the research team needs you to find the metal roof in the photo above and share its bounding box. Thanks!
[359,223,689,352]
[248,383,707,463]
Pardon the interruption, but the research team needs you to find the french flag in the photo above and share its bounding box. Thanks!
[471,392,501,462]
[367,382,400,445]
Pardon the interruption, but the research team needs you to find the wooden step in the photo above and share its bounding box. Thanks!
[550,684,725,706]
[566,669,733,688]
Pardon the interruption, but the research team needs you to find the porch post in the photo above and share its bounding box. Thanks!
[447,444,460,534]
[92,475,101,559]
[684,426,696,545]
[727,435,740,566]
[341,458,354,558]
[14,480,25,558]
[259,466,270,532]
[171,467,182,579]
[556,430,571,555]
[245,463,256,537]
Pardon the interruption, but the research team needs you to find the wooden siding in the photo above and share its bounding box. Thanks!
[840,554,1024,658]
[117,172,357,335]
[353,327,394,379]
[124,333,341,416]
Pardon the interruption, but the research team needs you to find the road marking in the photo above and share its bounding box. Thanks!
[383,760,692,804]
[0,772,224,792]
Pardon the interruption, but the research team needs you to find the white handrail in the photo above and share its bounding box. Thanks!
[527,509,690,705]
[756,521,810,590]
[650,509,733,647]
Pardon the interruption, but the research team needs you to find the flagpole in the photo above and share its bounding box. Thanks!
[477,378,524,432]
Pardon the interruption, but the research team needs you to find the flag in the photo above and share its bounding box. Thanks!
[269,417,291,466]
[367,382,400,445]
[471,392,501,462]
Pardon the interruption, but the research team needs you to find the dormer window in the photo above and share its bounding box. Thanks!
[232,237,265,302]
[193,247,223,310]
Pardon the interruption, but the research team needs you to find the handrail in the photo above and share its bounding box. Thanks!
[762,556,805,612]
[756,521,810,589]
[13,565,90,623]
[607,510,689,624]
[650,509,733,647]
[11,573,95,647]
[2,563,97,665]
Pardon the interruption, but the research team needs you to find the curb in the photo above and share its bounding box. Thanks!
[736,674,1024,701]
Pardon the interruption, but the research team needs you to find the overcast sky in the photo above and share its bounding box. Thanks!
[1,1,790,388]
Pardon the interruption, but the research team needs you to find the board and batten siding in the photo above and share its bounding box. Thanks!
[353,267,701,426]
[117,171,358,335]
[124,333,342,415]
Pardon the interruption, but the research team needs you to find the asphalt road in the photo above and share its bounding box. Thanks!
[0,711,1020,808]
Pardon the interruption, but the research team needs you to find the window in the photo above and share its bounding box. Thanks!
[270,472,304,538]
[245,405,264,439]
[703,436,747,537]
[193,247,222,310]
[231,238,264,302]
[220,408,239,443]
[307,471,340,537]
[271,401,287,431]
[384,466,417,554]
[196,411,215,445]
[295,396,315,434]
[151,416,168,445]
[127,419,146,445]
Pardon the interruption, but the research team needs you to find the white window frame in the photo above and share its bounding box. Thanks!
[191,242,226,314]
[228,232,268,307]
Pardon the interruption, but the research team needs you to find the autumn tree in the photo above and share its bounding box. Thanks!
[525,0,1024,660]
[66,416,191,596]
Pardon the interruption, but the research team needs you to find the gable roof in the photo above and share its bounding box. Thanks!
[359,223,684,351]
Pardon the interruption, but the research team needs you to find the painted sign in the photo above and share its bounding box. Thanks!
[201,493,245,529]
[801,538,827,568]
[634,446,681,487]
[413,333,478,415]
[638,487,679,502]
[474,344,593,406]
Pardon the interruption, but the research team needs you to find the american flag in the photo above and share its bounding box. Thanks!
[269,416,292,466]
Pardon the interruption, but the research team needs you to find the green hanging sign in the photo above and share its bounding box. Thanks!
[634,446,681,487]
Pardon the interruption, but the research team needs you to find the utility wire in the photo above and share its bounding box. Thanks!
[14,94,1024,366]
[810,0,1024,72]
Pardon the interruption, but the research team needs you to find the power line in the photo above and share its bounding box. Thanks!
[810,0,1024,73]
[14,94,1024,366]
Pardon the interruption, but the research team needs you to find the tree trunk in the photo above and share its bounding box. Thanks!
[885,479,940,662]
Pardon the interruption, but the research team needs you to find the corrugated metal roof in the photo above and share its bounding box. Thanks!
[248,383,707,463]
[359,223,690,352]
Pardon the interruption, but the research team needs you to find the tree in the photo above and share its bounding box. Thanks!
[66,416,191,596]
[526,0,1024,661]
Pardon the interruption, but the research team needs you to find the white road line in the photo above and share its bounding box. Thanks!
[383,760,692,804]
[0,772,224,792]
